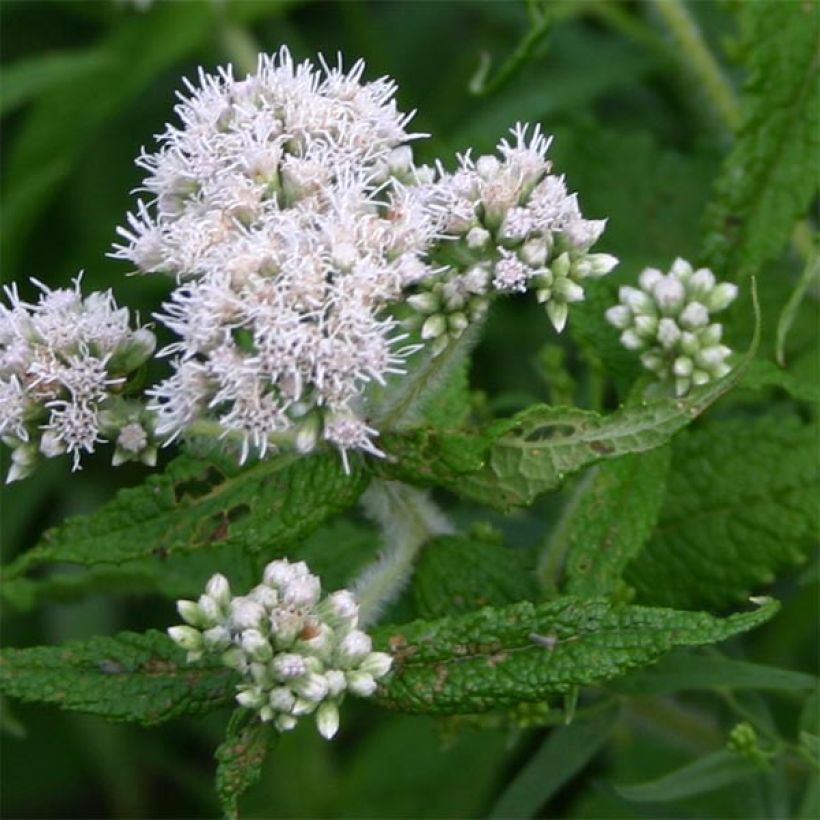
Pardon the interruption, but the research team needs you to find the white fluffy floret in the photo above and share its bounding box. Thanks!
[407,122,617,343]
[605,258,738,395]
[168,559,392,739]
[0,276,156,479]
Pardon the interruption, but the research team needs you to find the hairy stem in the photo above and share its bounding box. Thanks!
[375,322,481,431]
[354,480,453,627]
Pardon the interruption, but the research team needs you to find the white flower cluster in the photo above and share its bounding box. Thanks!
[0,276,156,481]
[168,559,392,739]
[108,49,618,469]
[407,123,618,351]
[606,258,738,395]
[112,48,438,470]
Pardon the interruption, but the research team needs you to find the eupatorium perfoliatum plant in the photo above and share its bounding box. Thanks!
[1,32,817,820]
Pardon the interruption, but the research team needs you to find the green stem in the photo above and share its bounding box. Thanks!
[776,246,820,367]
[376,322,481,431]
[648,0,741,132]
[354,479,452,627]
[536,470,595,593]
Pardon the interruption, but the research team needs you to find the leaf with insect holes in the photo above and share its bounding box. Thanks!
[3,452,366,583]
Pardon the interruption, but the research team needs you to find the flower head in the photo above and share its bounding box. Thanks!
[606,258,738,395]
[113,48,435,469]
[168,560,392,738]
[0,276,156,479]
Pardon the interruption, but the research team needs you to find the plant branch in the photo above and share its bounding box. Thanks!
[648,0,741,132]
[354,479,453,627]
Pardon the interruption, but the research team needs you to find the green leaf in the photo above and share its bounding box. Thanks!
[612,651,818,695]
[701,1,820,281]
[742,357,820,404]
[412,534,538,619]
[3,452,366,581]
[379,355,750,511]
[561,446,671,597]
[487,702,619,819]
[1,600,778,723]
[626,414,820,609]
[374,597,778,714]
[215,710,274,820]
[615,749,761,803]
[0,631,235,724]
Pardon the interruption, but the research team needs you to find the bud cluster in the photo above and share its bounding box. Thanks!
[0,277,157,481]
[406,123,618,346]
[168,559,392,739]
[605,258,738,395]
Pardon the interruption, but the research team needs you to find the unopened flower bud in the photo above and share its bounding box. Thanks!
[168,625,202,653]
[346,671,378,697]
[707,282,738,312]
[407,291,439,314]
[653,278,685,314]
[242,629,273,662]
[177,599,205,628]
[229,597,267,631]
[275,714,298,732]
[337,630,373,667]
[605,305,632,330]
[269,687,296,713]
[197,594,222,626]
[546,301,569,333]
[679,301,709,329]
[293,673,329,702]
[421,314,447,340]
[519,237,548,267]
[202,625,231,650]
[205,573,231,608]
[295,415,320,454]
[639,267,664,292]
[236,686,266,709]
[359,651,393,679]
[325,670,347,698]
[316,701,340,740]
[466,226,491,250]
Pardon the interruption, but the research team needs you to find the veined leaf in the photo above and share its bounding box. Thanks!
[0,631,235,725]
[487,702,619,818]
[378,355,750,511]
[612,651,818,695]
[560,447,671,597]
[0,600,778,724]
[3,452,366,581]
[215,710,274,820]
[373,597,778,714]
[701,1,820,280]
[742,357,820,404]
[626,415,820,609]
[412,534,538,619]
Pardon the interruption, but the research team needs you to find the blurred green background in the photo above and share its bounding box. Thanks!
[1,1,816,818]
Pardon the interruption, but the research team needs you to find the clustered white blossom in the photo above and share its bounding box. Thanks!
[0,277,156,481]
[3,50,623,481]
[406,124,618,352]
[109,49,617,469]
[111,48,442,470]
[168,559,392,739]
[606,258,738,395]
